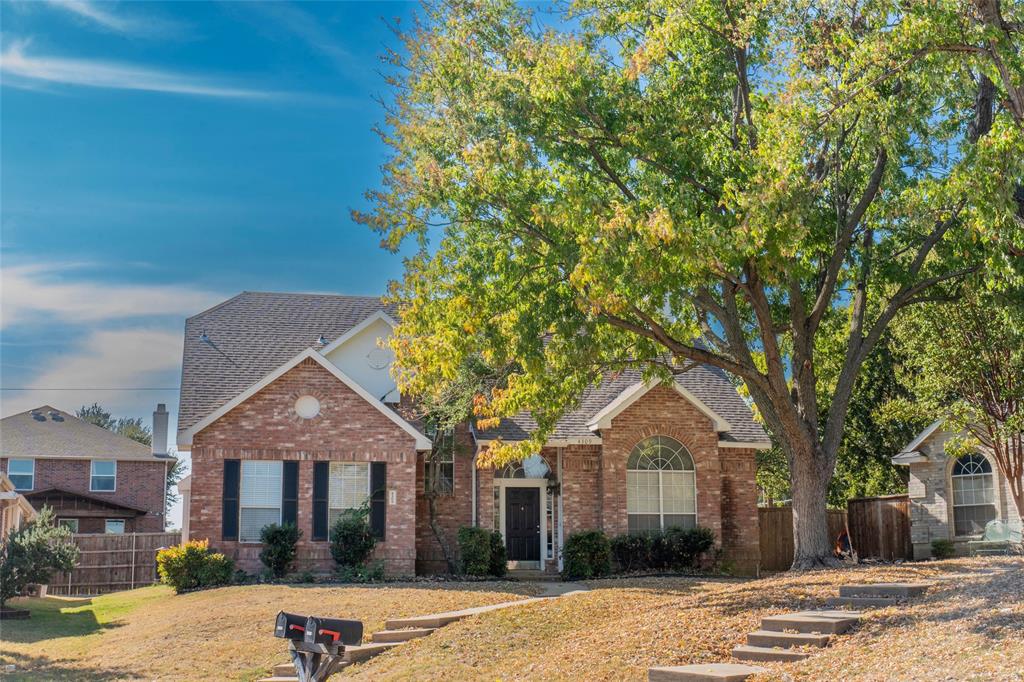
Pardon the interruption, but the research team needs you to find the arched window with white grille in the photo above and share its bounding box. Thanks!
[627,436,696,533]
[950,453,997,537]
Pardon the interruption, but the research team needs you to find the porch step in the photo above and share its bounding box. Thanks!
[509,569,560,582]
[273,663,296,676]
[746,629,831,648]
[760,612,859,635]
[385,598,541,630]
[257,677,298,682]
[344,641,401,664]
[372,627,436,643]
[825,596,899,609]
[839,582,932,599]
[732,644,810,662]
[648,663,768,681]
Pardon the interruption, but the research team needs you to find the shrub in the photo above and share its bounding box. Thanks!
[610,533,652,572]
[562,530,611,580]
[329,507,376,568]
[488,531,508,578]
[157,540,234,593]
[931,539,956,559]
[0,506,79,610]
[457,526,492,576]
[335,561,385,583]
[259,523,302,579]
[651,526,716,570]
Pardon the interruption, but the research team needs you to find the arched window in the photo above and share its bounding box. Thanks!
[627,436,696,533]
[951,453,997,537]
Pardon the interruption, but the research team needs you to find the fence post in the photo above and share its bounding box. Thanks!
[130,533,137,590]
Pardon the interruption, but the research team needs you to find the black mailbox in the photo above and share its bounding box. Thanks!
[274,611,309,641]
[303,616,362,647]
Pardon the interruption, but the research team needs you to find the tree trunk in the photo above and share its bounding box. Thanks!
[788,445,841,570]
[427,492,458,574]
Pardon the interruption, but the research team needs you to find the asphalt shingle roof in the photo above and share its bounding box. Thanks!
[478,365,768,444]
[0,406,166,461]
[178,292,395,431]
[179,292,767,445]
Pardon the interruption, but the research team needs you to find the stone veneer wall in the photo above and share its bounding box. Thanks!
[188,358,419,576]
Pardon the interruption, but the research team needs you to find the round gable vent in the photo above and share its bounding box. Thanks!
[294,395,321,420]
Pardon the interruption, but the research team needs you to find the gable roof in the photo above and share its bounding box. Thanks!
[892,419,944,465]
[0,406,168,462]
[178,349,432,450]
[25,487,151,514]
[476,365,769,447]
[587,380,731,432]
[178,291,397,432]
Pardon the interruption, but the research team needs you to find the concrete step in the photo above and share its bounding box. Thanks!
[272,663,296,676]
[760,613,858,634]
[344,641,402,664]
[839,582,933,599]
[648,663,768,681]
[732,644,810,662]
[746,629,831,648]
[825,595,900,609]
[372,627,436,643]
[257,677,298,682]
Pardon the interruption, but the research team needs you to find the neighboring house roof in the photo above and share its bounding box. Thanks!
[178,349,432,450]
[476,365,769,447]
[178,291,397,431]
[25,487,150,515]
[891,420,944,465]
[0,473,37,524]
[0,406,170,462]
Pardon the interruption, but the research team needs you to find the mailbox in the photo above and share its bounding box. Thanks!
[274,611,309,641]
[303,616,363,647]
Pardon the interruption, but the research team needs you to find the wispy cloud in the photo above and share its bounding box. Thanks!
[1,262,223,331]
[43,0,187,38]
[0,40,274,99]
[242,2,351,69]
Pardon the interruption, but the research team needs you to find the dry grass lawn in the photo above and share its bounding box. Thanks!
[0,581,536,681]
[348,557,1022,681]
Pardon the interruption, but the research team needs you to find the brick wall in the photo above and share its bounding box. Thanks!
[599,384,723,540]
[415,422,476,573]
[189,358,420,576]
[0,457,167,532]
[718,448,760,575]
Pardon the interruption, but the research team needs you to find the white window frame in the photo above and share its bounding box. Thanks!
[949,452,998,538]
[90,459,117,492]
[105,519,125,534]
[58,518,79,533]
[328,462,371,527]
[8,458,34,491]
[238,460,283,544]
[626,436,698,534]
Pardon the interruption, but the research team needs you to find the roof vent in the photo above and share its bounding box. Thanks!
[31,410,46,422]
[49,411,64,422]
[317,334,329,346]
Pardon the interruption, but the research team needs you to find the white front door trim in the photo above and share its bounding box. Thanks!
[494,477,546,569]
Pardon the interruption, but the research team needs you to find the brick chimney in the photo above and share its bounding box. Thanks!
[152,404,169,456]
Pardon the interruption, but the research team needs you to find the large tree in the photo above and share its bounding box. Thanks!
[361,1,1023,568]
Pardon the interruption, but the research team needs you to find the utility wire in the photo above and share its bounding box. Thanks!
[0,387,180,391]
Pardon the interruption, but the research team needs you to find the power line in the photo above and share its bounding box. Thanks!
[0,387,180,391]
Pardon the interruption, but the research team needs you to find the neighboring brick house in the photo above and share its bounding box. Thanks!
[177,292,769,577]
[0,405,174,533]
[893,421,1023,559]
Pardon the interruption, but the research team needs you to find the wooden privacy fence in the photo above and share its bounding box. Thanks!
[758,507,848,572]
[759,494,912,571]
[847,494,912,562]
[49,532,181,596]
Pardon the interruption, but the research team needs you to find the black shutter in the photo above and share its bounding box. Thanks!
[222,460,240,541]
[312,462,329,541]
[369,462,387,540]
[282,461,299,527]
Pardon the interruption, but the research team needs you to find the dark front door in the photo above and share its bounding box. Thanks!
[505,487,540,561]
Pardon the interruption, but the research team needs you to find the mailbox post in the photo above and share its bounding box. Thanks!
[273,611,363,682]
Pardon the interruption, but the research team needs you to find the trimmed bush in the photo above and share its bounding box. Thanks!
[651,527,713,569]
[610,533,652,572]
[488,530,508,577]
[330,508,377,568]
[259,523,302,579]
[562,530,611,580]
[931,539,956,559]
[335,561,385,583]
[157,540,234,593]
[457,526,492,576]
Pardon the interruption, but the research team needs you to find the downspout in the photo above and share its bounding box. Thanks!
[557,446,564,572]
[471,444,478,527]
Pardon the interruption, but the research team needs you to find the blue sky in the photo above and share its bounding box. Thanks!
[0,1,422,526]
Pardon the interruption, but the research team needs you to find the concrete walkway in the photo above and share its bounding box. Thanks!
[536,581,589,597]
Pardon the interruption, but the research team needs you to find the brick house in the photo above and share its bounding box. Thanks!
[893,421,1023,558]
[0,405,174,533]
[177,292,769,576]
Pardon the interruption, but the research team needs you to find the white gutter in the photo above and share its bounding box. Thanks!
[471,444,479,527]
[557,446,564,573]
